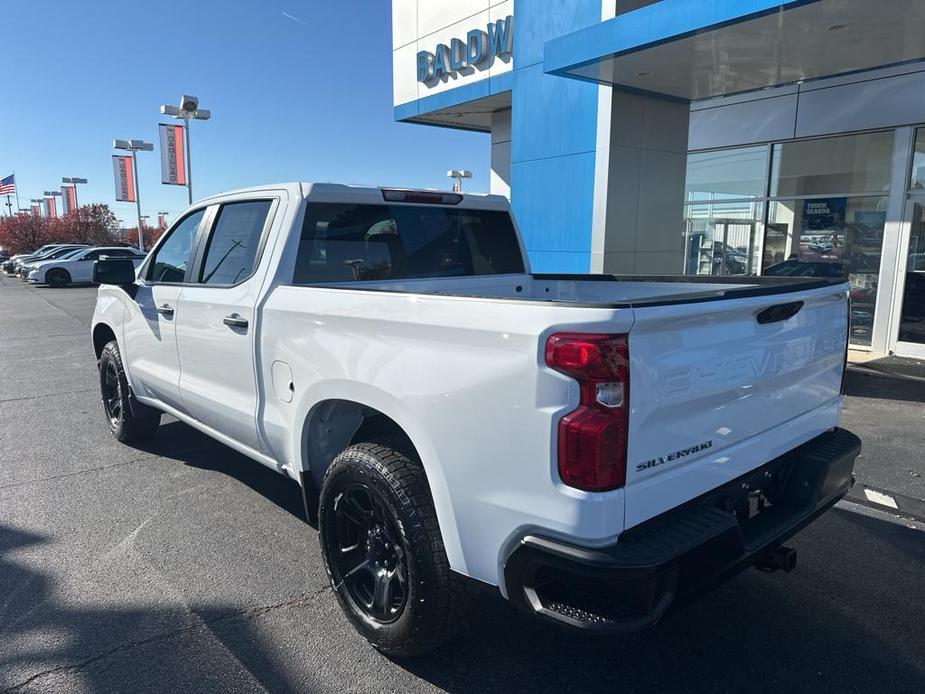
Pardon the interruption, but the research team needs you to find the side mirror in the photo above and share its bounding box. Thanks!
[93,258,137,285]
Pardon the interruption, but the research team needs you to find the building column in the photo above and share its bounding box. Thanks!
[490,110,512,198]
[592,90,690,275]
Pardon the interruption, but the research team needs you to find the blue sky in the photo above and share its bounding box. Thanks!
[2,0,488,225]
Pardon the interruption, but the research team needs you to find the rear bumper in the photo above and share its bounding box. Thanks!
[503,427,861,633]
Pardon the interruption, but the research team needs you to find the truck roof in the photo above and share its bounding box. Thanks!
[196,182,511,211]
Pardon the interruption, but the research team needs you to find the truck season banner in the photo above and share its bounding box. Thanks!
[44,196,57,218]
[61,185,77,214]
[159,123,186,186]
[30,203,41,217]
[112,155,136,202]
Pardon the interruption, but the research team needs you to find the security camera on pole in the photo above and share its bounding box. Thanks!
[113,139,153,251]
[160,95,211,205]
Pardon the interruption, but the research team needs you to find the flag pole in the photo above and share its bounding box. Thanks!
[14,171,20,212]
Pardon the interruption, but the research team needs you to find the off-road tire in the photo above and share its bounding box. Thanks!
[99,340,160,443]
[319,441,473,657]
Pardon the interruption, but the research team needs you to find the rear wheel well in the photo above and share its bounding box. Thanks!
[299,399,420,527]
[303,399,416,488]
[93,324,117,359]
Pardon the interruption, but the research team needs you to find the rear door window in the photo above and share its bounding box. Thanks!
[293,203,524,283]
[198,200,272,285]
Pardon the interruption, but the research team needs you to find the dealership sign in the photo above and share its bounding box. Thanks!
[417,16,513,83]
[112,155,136,203]
[159,123,188,186]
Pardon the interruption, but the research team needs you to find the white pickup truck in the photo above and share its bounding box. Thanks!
[91,183,861,656]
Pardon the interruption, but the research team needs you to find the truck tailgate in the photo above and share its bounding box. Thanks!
[624,284,849,529]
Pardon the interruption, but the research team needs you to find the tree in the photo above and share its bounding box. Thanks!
[0,203,121,254]
[123,225,164,251]
[0,213,51,254]
[68,204,120,245]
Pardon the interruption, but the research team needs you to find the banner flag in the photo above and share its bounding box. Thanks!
[45,196,57,218]
[61,185,77,214]
[113,155,136,202]
[159,123,187,186]
[31,203,41,216]
[158,213,167,228]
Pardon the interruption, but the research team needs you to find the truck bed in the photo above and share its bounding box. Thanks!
[305,272,845,308]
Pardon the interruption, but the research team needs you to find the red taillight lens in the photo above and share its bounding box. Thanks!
[546,333,629,492]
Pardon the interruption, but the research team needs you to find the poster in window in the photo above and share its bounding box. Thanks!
[800,198,846,262]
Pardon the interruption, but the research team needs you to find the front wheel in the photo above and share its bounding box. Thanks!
[319,441,472,657]
[99,340,160,443]
[46,268,71,288]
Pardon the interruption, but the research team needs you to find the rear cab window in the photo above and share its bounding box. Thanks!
[292,203,524,284]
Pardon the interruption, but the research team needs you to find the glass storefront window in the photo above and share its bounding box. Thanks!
[685,146,769,202]
[763,197,887,346]
[910,128,925,191]
[683,201,763,276]
[897,202,925,345]
[770,131,894,197]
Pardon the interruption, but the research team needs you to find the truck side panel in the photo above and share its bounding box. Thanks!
[258,285,635,588]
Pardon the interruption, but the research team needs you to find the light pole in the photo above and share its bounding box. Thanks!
[113,139,153,251]
[447,169,473,193]
[62,177,87,236]
[160,95,211,204]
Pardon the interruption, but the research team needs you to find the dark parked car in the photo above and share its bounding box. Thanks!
[763,259,845,278]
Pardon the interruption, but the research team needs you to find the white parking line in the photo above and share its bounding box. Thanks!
[864,488,899,509]
[837,500,924,531]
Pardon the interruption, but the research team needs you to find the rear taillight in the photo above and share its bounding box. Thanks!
[545,333,629,492]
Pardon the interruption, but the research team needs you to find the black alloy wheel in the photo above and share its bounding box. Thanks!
[101,358,123,429]
[97,340,160,442]
[331,483,408,622]
[318,441,473,656]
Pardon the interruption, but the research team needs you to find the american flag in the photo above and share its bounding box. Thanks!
[0,174,15,196]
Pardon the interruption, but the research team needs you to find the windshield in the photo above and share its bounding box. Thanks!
[41,247,82,259]
[56,248,87,260]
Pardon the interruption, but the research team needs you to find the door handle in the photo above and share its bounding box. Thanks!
[155,303,175,317]
[223,313,249,329]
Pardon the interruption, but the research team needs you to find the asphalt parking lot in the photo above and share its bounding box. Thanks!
[1,275,924,694]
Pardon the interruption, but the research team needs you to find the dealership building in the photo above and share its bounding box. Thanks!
[392,0,925,357]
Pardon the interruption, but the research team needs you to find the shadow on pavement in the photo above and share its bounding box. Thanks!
[844,365,925,403]
[0,524,306,693]
[129,420,308,524]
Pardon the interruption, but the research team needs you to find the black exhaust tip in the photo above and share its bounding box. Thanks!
[755,546,797,573]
